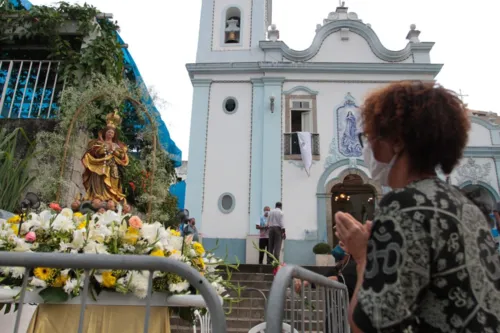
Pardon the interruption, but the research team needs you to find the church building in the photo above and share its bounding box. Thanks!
[185,0,500,264]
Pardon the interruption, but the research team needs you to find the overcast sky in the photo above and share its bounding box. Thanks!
[31,0,499,160]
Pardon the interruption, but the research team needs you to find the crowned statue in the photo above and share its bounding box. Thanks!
[82,110,129,204]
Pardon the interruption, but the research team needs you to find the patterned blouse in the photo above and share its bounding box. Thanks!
[353,178,500,333]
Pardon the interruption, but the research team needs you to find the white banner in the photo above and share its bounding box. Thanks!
[297,132,312,176]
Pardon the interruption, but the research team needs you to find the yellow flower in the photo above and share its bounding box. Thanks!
[73,212,83,218]
[7,215,21,224]
[102,271,116,288]
[169,229,181,237]
[10,224,19,234]
[77,221,87,230]
[192,257,205,270]
[192,242,205,256]
[52,274,68,287]
[34,267,55,281]
[150,249,165,257]
[166,249,180,257]
[123,226,140,245]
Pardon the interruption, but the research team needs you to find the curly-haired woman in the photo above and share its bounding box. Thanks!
[335,81,500,333]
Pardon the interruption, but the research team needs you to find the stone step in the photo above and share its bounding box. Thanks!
[232,264,330,275]
[223,272,275,282]
[231,280,273,289]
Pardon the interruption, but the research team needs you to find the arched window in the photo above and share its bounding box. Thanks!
[224,7,241,44]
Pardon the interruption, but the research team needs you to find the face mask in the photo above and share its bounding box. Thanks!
[331,245,346,261]
[362,143,398,187]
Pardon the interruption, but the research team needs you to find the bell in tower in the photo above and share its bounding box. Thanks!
[225,16,241,44]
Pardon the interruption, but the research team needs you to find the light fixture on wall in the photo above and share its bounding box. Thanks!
[270,95,275,113]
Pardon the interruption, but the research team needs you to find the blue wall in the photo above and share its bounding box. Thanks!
[169,181,186,210]
[283,240,317,265]
[202,238,246,264]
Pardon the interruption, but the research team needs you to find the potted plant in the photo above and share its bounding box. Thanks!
[313,243,334,266]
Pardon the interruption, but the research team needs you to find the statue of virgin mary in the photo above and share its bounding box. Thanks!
[81,110,129,203]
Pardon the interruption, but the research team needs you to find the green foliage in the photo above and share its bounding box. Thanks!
[1,2,178,224]
[312,242,332,254]
[0,127,36,212]
[0,2,124,84]
[39,287,69,303]
[0,303,19,315]
[30,74,178,225]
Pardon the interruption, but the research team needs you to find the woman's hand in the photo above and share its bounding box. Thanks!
[335,212,372,263]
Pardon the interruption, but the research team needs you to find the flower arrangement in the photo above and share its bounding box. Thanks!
[0,205,234,311]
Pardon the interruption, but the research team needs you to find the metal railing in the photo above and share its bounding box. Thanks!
[266,265,350,333]
[283,133,320,156]
[0,60,63,119]
[0,252,227,333]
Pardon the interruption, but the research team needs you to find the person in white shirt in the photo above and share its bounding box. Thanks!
[267,202,285,261]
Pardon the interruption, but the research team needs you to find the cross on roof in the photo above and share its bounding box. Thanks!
[458,89,469,102]
[339,0,346,7]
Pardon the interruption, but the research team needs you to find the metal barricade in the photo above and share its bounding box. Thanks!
[0,252,227,333]
[265,265,350,333]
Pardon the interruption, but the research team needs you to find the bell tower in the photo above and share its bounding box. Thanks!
[196,0,272,63]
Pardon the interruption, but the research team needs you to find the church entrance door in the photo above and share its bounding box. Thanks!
[330,174,375,245]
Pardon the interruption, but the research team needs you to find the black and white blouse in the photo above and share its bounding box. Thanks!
[353,178,500,333]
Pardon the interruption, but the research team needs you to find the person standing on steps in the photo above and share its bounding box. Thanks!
[267,202,285,262]
[256,206,270,264]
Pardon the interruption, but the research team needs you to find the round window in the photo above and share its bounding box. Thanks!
[221,195,233,210]
[223,97,238,114]
[218,193,235,213]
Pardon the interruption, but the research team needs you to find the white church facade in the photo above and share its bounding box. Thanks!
[185,0,500,265]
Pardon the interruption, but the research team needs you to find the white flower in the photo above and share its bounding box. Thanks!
[63,279,79,294]
[72,229,86,249]
[60,208,73,219]
[121,244,136,252]
[140,222,162,243]
[128,271,150,299]
[88,223,111,242]
[169,251,182,261]
[94,274,103,284]
[52,215,75,232]
[211,281,226,295]
[83,241,108,254]
[100,211,120,226]
[38,210,53,229]
[30,277,47,288]
[13,238,31,252]
[0,266,25,279]
[10,267,25,279]
[20,220,34,233]
[168,235,183,252]
[59,242,71,252]
[169,280,190,293]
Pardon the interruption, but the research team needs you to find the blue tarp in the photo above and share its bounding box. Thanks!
[169,180,186,210]
[8,0,182,167]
